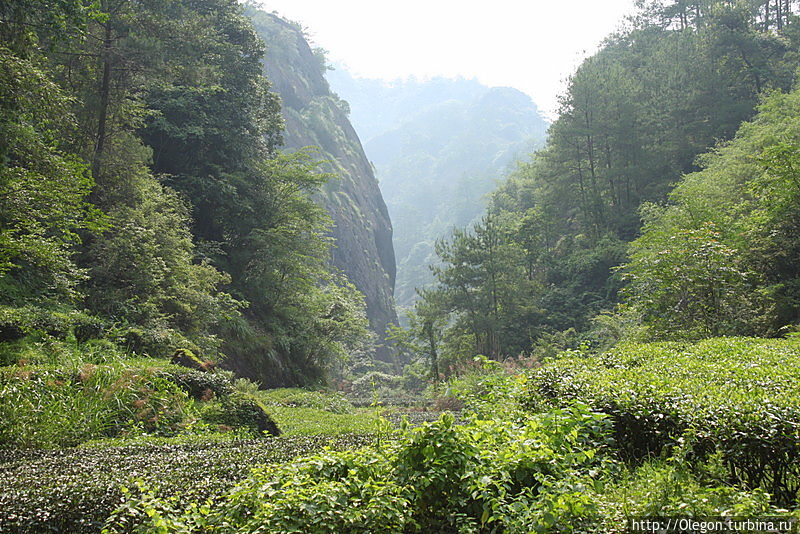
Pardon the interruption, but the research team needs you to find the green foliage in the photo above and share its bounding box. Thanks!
[202,392,281,437]
[84,178,241,357]
[164,368,234,400]
[0,45,100,306]
[0,434,374,533]
[597,459,777,530]
[625,222,756,338]
[442,1,800,354]
[0,363,191,448]
[422,213,536,364]
[0,0,371,384]
[624,84,800,338]
[103,408,614,533]
[349,370,403,398]
[448,364,528,419]
[525,337,800,504]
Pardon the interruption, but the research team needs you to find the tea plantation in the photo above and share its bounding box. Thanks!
[0,337,790,532]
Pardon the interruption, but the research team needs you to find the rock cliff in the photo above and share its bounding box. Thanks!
[248,10,398,361]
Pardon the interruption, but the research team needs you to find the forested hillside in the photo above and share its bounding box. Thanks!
[328,72,548,307]
[405,0,800,367]
[0,0,372,387]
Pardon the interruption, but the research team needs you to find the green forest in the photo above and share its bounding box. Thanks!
[3,0,800,532]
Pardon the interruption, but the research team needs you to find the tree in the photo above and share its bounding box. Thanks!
[425,213,531,361]
[622,85,800,338]
[387,293,447,383]
[624,222,755,338]
[478,0,798,349]
[0,46,99,306]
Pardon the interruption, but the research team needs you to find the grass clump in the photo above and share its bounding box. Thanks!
[0,363,191,448]
[0,359,280,448]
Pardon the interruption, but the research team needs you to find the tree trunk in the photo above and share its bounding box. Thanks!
[425,322,439,384]
[765,0,771,30]
[92,20,113,181]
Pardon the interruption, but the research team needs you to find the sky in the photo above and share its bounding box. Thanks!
[255,0,638,118]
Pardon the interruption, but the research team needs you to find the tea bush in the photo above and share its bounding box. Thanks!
[102,410,795,533]
[597,460,777,531]
[524,337,800,504]
[257,387,354,414]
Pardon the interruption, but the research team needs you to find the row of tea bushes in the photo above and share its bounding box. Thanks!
[524,337,800,504]
[0,435,374,533]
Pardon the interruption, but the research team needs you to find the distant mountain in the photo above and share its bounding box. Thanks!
[327,69,549,308]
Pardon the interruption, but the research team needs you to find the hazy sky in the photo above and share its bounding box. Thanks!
[255,0,637,118]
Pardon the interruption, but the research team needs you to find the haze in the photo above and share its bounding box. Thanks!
[256,0,637,116]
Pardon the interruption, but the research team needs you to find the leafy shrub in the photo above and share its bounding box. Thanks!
[0,435,374,533]
[0,306,102,343]
[202,392,281,436]
[524,337,800,504]
[448,364,526,418]
[257,387,354,414]
[163,368,234,400]
[0,308,123,367]
[597,460,779,531]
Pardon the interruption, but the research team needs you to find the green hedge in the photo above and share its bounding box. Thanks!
[524,337,800,504]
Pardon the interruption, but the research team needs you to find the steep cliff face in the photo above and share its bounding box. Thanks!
[247,10,397,360]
